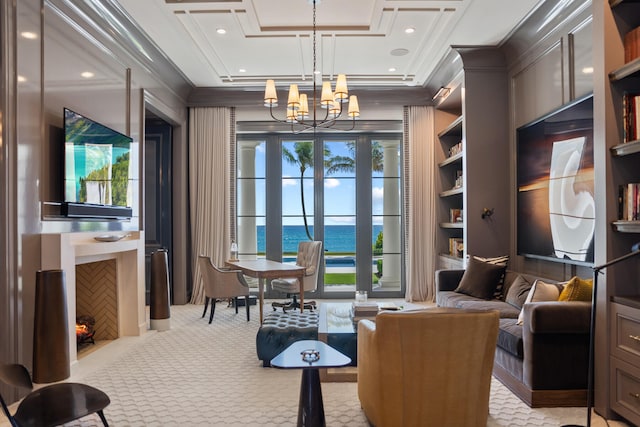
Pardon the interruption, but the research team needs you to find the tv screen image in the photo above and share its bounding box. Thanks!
[63,108,133,208]
[517,95,594,264]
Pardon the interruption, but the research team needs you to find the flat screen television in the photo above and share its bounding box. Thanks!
[516,94,594,265]
[63,108,133,215]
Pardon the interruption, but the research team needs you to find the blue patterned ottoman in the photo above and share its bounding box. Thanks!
[256,310,319,367]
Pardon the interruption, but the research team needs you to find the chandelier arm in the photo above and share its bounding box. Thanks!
[268,104,295,125]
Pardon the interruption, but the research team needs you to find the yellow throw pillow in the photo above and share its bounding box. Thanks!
[558,276,593,302]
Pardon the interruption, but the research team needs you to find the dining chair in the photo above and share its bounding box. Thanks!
[271,241,323,312]
[198,255,251,323]
[0,363,110,427]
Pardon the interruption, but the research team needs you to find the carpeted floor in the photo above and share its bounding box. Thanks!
[2,302,630,426]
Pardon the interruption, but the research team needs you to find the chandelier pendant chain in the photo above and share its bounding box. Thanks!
[262,0,359,132]
[312,0,317,128]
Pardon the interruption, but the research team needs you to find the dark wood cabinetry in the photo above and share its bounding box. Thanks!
[594,0,640,422]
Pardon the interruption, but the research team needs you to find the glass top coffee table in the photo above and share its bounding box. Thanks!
[317,302,360,382]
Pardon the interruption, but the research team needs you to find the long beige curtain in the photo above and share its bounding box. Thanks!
[188,107,236,304]
[403,105,437,302]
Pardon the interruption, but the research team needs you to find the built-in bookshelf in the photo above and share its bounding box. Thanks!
[433,47,510,270]
[437,108,464,265]
[594,0,640,423]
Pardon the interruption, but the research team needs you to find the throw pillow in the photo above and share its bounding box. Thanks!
[516,279,565,325]
[504,275,532,309]
[558,276,593,302]
[471,255,510,299]
[454,256,507,300]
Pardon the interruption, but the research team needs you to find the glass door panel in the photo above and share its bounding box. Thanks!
[324,140,356,294]
[282,140,315,260]
[372,140,402,292]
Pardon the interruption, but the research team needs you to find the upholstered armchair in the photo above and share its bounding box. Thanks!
[198,255,251,323]
[357,308,500,427]
[271,241,323,311]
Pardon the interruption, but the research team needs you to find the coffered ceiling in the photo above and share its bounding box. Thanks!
[115,0,542,92]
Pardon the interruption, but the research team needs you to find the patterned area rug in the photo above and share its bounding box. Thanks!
[7,303,628,427]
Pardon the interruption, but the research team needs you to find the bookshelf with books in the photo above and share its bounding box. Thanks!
[593,0,640,422]
[436,100,464,266]
[433,47,510,270]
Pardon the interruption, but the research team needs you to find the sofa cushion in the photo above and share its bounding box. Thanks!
[558,276,593,302]
[454,300,521,319]
[454,257,507,299]
[505,275,532,309]
[436,291,476,308]
[470,255,510,298]
[497,318,523,359]
[516,280,565,325]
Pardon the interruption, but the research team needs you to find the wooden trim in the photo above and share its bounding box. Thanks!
[493,364,588,408]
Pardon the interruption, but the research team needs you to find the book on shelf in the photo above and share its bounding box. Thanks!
[448,238,464,258]
[623,92,640,143]
[449,208,463,223]
[619,183,640,221]
[448,142,463,157]
[625,26,640,64]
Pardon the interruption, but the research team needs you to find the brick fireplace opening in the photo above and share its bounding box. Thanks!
[76,259,119,353]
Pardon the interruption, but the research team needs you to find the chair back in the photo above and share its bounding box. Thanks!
[0,364,33,427]
[198,255,249,299]
[295,241,323,292]
[357,308,499,427]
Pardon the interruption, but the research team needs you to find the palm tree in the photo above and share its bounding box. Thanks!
[325,141,384,174]
[283,140,386,241]
[283,141,316,241]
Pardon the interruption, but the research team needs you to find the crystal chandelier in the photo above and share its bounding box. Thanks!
[263,0,360,132]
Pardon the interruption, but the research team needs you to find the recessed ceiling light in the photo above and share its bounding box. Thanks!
[21,31,37,40]
[216,28,226,35]
[17,75,27,83]
[313,70,321,75]
[390,48,409,57]
[239,68,246,73]
[388,67,397,72]
[582,66,594,74]
[80,71,95,79]
[404,27,415,34]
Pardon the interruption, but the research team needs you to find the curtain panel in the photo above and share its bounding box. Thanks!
[188,107,236,304]
[403,105,437,302]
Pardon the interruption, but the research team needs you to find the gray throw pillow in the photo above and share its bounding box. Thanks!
[504,275,532,309]
[454,257,507,300]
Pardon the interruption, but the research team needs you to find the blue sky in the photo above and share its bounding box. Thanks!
[247,140,396,226]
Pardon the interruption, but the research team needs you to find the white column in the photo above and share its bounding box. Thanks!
[378,140,401,289]
[237,141,261,260]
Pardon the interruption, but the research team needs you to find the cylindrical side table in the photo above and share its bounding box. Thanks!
[150,249,171,331]
[33,269,70,383]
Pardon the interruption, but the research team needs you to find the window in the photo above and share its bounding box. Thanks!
[236,132,404,298]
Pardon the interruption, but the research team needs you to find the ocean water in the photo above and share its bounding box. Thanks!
[257,225,383,254]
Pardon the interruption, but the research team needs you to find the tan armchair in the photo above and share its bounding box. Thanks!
[271,241,322,311]
[357,308,499,427]
[198,255,251,323]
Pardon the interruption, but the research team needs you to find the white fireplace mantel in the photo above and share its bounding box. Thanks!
[41,231,146,369]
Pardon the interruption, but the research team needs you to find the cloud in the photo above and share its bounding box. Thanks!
[325,178,341,189]
[372,186,384,200]
[282,176,297,187]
